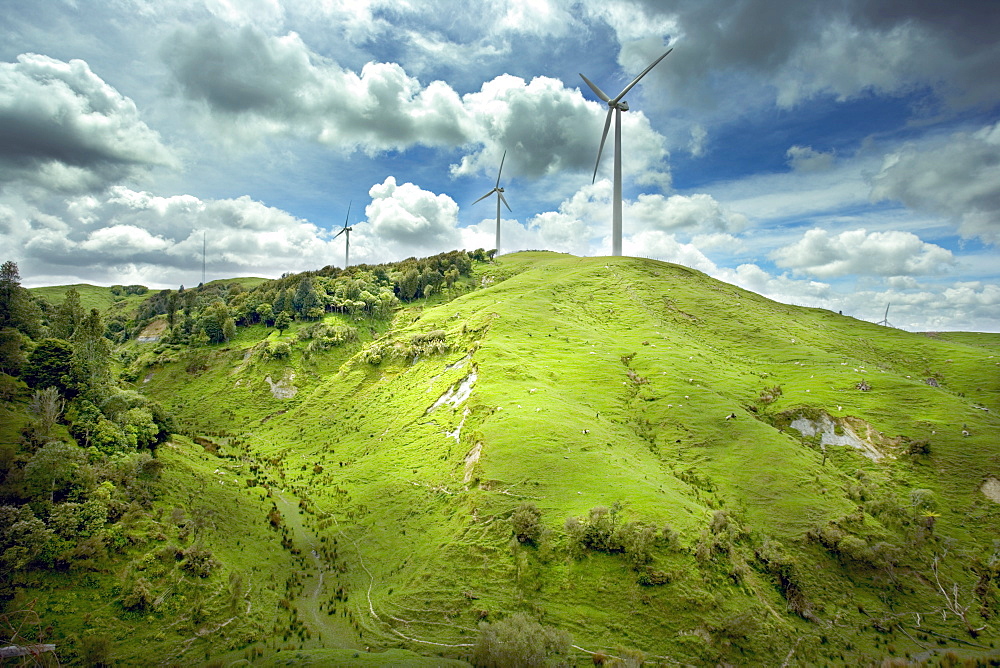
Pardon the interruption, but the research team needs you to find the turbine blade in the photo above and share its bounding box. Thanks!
[333,227,346,239]
[499,191,512,212]
[473,190,494,205]
[612,48,673,103]
[592,108,614,183]
[496,150,506,188]
[579,73,610,103]
[343,200,352,228]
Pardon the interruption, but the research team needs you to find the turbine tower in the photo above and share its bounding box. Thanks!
[333,202,353,268]
[473,150,511,254]
[580,48,672,256]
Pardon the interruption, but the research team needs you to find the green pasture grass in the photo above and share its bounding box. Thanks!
[29,283,149,312]
[107,251,1000,664]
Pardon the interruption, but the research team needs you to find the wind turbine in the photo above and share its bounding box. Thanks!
[580,48,672,256]
[877,303,893,328]
[333,201,353,268]
[473,150,511,254]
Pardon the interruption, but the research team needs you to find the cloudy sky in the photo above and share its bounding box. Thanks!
[2,0,998,331]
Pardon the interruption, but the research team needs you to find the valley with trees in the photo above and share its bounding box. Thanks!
[1,251,999,666]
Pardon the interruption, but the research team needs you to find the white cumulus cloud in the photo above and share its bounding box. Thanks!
[0,53,176,191]
[359,177,462,256]
[770,228,956,278]
[870,121,1000,244]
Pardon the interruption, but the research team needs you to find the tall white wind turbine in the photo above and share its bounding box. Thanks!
[580,48,672,256]
[333,201,353,268]
[473,150,512,254]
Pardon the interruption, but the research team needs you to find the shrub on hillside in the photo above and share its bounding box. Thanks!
[269,341,291,359]
[755,540,815,621]
[757,385,782,404]
[180,545,219,577]
[511,503,543,545]
[121,576,155,610]
[360,342,389,365]
[565,503,668,568]
[472,612,571,667]
[298,323,359,351]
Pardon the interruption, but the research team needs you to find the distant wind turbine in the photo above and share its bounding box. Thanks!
[580,48,672,256]
[333,202,353,268]
[473,150,511,254]
[877,303,893,328]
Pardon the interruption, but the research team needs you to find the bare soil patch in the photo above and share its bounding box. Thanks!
[982,477,1000,504]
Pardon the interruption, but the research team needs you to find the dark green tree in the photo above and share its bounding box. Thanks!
[23,338,77,392]
[511,503,543,545]
[71,309,111,387]
[273,288,291,315]
[292,276,322,316]
[23,440,90,504]
[0,328,26,375]
[256,303,274,326]
[0,505,53,571]
[199,301,234,343]
[66,398,103,447]
[274,311,291,334]
[50,288,84,339]
[398,268,420,301]
[166,291,180,329]
[0,260,40,336]
[0,260,25,331]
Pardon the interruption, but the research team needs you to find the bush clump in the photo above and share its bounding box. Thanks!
[180,545,219,577]
[511,503,544,545]
[564,503,671,568]
[472,613,571,667]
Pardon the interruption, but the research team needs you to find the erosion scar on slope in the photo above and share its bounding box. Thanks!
[982,477,1000,504]
[464,441,483,483]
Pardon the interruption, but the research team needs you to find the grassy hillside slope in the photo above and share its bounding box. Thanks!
[132,251,1000,665]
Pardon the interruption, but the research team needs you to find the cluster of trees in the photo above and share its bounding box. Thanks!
[0,261,173,596]
[128,249,483,346]
[563,502,677,568]
[109,284,148,297]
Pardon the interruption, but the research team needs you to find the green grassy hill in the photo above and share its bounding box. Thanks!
[29,278,269,312]
[131,252,1000,665]
[8,251,1000,666]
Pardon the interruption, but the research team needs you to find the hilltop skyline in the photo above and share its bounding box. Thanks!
[1,0,998,331]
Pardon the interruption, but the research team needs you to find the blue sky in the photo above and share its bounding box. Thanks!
[1,0,998,331]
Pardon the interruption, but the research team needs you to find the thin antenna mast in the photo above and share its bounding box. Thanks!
[202,231,206,285]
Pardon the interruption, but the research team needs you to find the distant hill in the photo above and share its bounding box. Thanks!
[29,277,270,311]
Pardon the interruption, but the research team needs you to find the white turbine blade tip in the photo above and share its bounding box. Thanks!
[499,192,512,212]
[579,73,611,102]
[614,47,673,102]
